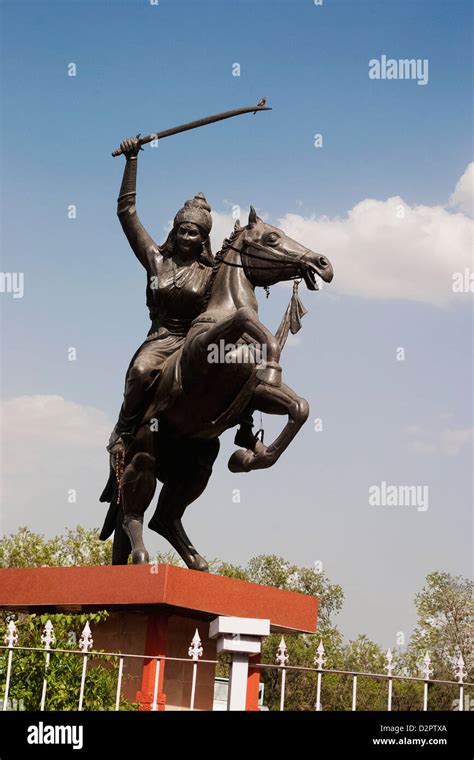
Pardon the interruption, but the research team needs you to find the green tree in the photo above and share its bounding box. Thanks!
[0,526,112,568]
[408,572,473,675]
[1,528,471,711]
[402,572,473,710]
[0,611,135,710]
[0,527,133,709]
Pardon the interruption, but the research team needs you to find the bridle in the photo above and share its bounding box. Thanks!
[219,234,312,278]
[200,227,312,315]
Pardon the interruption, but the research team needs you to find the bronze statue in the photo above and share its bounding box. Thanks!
[100,102,334,570]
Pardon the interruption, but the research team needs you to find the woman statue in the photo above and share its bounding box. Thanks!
[107,136,216,455]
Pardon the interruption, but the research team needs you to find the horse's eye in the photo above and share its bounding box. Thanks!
[266,233,279,246]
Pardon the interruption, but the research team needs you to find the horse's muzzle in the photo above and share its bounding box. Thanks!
[302,252,334,289]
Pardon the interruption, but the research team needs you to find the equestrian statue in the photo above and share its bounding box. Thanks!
[99,101,334,570]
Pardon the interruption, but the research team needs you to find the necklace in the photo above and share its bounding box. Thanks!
[172,256,198,289]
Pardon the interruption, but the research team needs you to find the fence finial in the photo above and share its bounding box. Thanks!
[276,636,289,666]
[384,648,394,677]
[314,640,326,670]
[41,620,55,650]
[454,654,467,684]
[188,629,203,661]
[4,620,18,649]
[421,652,433,680]
[79,621,93,653]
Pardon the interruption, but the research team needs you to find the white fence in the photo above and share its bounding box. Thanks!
[1,619,471,712]
[259,637,471,712]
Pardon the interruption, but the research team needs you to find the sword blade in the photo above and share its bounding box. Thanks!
[112,102,271,156]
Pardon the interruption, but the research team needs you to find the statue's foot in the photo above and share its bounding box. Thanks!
[148,515,209,572]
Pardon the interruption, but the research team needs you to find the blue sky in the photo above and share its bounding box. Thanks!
[0,0,472,651]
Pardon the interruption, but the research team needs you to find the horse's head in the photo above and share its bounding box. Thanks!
[237,206,333,290]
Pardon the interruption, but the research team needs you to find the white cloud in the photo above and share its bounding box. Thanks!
[0,396,112,534]
[208,164,473,308]
[449,162,474,216]
[408,440,437,455]
[439,428,474,456]
[278,197,472,308]
[405,424,473,456]
[1,395,110,460]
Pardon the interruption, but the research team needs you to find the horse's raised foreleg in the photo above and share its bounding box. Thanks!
[228,382,309,472]
[192,307,282,386]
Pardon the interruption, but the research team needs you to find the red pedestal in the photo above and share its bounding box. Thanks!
[0,564,318,710]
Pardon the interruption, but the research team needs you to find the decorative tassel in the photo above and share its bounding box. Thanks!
[289,279,308,334]
[274,279,308,350]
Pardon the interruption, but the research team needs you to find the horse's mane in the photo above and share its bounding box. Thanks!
[201,223,244,311]
[218,223,243,259]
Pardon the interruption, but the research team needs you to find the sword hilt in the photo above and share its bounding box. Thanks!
[112,135,145,158]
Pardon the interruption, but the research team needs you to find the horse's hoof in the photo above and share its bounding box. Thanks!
[187,554,209,572]
[131,548,150,564]
[228,449,254,473]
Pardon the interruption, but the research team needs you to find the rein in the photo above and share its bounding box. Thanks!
[201,229,309,344]
[221,239,310,274]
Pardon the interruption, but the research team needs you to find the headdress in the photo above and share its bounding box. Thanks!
[173,192,212,235]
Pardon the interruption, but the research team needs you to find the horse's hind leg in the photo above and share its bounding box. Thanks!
[228,382,309,472]
[120,425,157,564]
[148,438,219,571]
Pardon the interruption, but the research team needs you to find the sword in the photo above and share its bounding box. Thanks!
[111,100,271,157]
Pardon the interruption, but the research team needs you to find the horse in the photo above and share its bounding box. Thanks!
[99,207,333,570]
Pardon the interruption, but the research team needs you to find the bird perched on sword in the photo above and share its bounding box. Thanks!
[254,97,267,114]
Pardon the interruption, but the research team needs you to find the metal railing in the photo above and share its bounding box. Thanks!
[0,619,219,712]
[264,637,472,711]
[1,620,471,711]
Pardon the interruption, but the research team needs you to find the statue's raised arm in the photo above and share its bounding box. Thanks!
[116,136,159,271]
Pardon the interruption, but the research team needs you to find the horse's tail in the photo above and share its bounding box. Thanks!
[99,466,131,563]
[99,461,118,540]
[99,460,116,502]
[100,498,131,564]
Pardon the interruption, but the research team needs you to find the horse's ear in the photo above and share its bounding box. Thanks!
[234,219,241,231]
[248,206,258,226]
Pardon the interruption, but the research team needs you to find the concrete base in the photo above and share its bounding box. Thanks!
[0,563,318,711]
[90,609,217,710]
